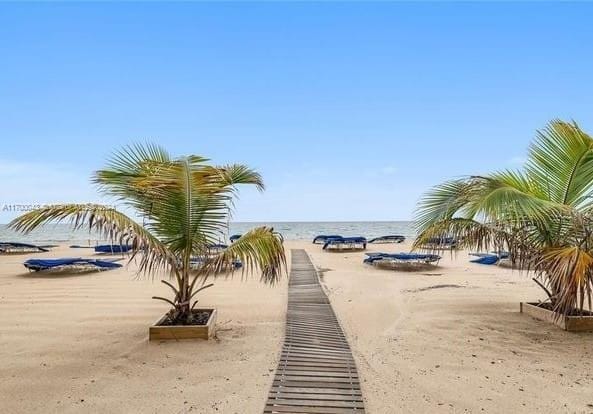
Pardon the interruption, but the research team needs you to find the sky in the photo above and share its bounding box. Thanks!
[1,2,593,223]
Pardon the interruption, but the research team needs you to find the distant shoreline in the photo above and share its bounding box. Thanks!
[0,221,417,244]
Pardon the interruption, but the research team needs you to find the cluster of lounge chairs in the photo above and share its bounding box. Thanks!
[6,235,247,274]
[0,241,134,273]
[312,233,445,270]
[313,234,406,252]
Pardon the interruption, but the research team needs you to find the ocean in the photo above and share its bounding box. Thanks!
[0,221,415,245]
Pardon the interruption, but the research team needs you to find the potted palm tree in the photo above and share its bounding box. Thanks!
[10,144,286,340]
[414,120,593,331]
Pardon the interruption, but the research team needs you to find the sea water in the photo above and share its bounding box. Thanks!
[0,221,415,245]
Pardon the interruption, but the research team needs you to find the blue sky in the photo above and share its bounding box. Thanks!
[1,2,592,222]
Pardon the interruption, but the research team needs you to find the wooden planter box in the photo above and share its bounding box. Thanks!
[149,308,217,341]
[520,302,593,332]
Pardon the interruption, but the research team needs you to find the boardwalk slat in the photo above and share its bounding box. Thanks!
[265,405,366,414]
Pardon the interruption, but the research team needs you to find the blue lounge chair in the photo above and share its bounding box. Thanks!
[323,237,367,251]
[368,235,406,244]
[364,252,441,268]
[419,237,458,250]
[0,242,49,254]
[469,251,509,265]
[94,244,133,254]
[471,255,499,265]
[313,235,343,244]
[24,258,123,272]
[230,234,242,243]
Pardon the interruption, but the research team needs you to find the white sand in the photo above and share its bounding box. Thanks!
[0,245,288,413]
[1,241,593,413]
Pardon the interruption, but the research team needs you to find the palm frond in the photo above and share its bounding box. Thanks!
[526,120,593,207]
[201,226,286,285]
[536,247,593,316]
[414,178,479,234]
[213,164,265,191]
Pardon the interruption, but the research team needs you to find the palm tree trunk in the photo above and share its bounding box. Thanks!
[178,257,193,323]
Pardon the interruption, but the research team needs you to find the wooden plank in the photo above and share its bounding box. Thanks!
[272,380,360,389]
[269,387,362,396]
[265,405,365,414]
[266,399,364,408]
[278,370,358,378]
[271,392,363,400]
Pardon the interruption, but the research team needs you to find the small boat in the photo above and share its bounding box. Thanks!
[23,258,123,272]
[368,235,406,244]
[322,237,367,251]
[0,242,49,254]
[313,235,343,244]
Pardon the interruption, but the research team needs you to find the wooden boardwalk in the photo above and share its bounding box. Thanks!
[264,249,365,414]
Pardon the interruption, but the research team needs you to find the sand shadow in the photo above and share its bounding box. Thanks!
[15,269,109,279]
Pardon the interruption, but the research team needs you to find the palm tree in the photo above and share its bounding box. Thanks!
[9,144,286,324]
[414,120,593,317]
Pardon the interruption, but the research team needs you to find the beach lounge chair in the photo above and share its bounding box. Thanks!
[0,242,49,254]
[419,237,458,250]
[368,235,406,244]
[469,253,500,265]
[469,251,510,265]
[23,258,123,272]
[364,252,441,270]
[94,244,133,254]
[313,235,343,244]
[322,236,367,251]
[229,234,242,243]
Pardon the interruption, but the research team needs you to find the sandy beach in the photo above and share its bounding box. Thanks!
[1,241,593,413]
[3,2,593,413]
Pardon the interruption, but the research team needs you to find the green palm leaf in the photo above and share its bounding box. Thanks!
[415,120,593,317]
